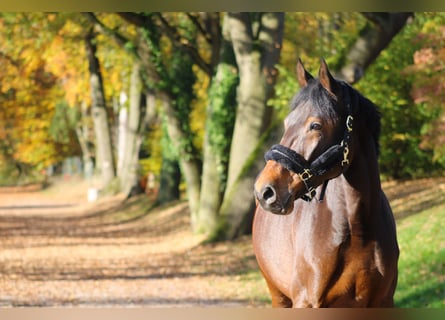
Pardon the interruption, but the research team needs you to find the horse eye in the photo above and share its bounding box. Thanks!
[310,122,322,131]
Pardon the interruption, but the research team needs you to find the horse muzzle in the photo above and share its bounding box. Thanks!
[254,161,302,215]
[254,184,292,215]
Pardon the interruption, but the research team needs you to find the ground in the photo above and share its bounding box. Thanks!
[0,176,444,307]
[0,177,267,307]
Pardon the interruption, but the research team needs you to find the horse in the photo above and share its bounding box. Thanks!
[252,59,399,307]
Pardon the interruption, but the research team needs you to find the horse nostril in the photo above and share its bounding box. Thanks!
[262,185,277,204]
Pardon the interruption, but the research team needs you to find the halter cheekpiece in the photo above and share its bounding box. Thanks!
[264,84,354,202]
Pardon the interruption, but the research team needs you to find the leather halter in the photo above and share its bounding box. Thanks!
[264,85,354,202]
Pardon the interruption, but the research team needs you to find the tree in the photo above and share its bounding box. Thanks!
[404,13,445,168]
[195,14,238,234]
[0,13,80,182]
[117,62,148,195]
[215,13,285,239]
[86,12,204,217]
[85,28,117,186]
[45,13,141,191]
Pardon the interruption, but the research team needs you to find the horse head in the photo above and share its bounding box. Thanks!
[254,59,356,215]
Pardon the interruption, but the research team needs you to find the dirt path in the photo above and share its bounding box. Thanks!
[1,176,445,307]
[0,178,267,307]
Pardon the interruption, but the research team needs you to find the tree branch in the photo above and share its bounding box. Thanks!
[83,12,140,59]
[337,12,414,83]
[197,12,222,68]
[186,12,213,45]
[155,13,213,76]
[117,12,151,28]
[0,51,20,67]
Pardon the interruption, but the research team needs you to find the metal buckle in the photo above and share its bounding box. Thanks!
[299,169,316,201]
[307,186,316,200]
[341,145,350,167]
[299,169,313,181]
[301,186,316,202]
[346,115,353,133]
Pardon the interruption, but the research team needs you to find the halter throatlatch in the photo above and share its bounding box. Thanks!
[264,85,354,202]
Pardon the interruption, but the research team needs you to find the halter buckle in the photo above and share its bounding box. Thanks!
[299,169,313,181]
[308,186,316,199]
[341,145,350,167]
[301,186,316,202]
[346,115,354,132]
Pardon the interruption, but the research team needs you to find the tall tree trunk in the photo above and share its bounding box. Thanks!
[137,26,202,228]
[218,12,284,239]
[118,63,148,196]
[157,156,181,203]
[156,116,181,204]
[160,94,202,229]
[85,29,116,187]
[196,14,238,235]
[117,93,128,176]
[157,121,181,204]
[225,13,283,191]
[75,101,95,180]
[219,122,283,238]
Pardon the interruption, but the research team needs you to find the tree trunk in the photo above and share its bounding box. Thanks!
[157,157,181,203]
[75,101,95,180]
[137,26,202,228]
[117,63,147,196]
[338,12,413,83]
[195,14,238,235]
[215,13,284,239]
[157,126,181,204]
[160,94,202,229]
[85,29,116,187]
[218,123,283,239]
[225,13,284,192]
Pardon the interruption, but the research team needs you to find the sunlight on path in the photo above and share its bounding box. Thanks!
[0,179,268,307]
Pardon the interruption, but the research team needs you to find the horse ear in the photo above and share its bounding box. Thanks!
[296,58,313,88]
[318,58,339,96]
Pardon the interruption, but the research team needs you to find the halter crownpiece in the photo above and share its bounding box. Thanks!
[264,84,354,202]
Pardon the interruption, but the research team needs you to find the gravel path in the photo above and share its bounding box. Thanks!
[0,179,268,307]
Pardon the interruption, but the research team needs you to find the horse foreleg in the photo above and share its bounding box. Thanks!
[265,281,293,307]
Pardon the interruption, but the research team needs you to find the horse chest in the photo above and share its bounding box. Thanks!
[253,204,346,300]
[291,212,346,294]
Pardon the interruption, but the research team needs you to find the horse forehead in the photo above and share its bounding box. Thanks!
[282,115,319,147]
[285,101,317,127]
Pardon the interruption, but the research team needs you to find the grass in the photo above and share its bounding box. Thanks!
[394,204,445,307]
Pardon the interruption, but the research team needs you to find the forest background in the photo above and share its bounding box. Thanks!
[1,12,445,241]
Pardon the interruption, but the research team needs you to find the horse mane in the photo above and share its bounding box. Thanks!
[290,79,381,156]
[343,82,381,156]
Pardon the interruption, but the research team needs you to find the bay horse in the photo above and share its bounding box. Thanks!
[253,59,399,307]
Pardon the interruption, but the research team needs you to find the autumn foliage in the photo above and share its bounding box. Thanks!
[407,22,445,164]
[0,13,133,182]
[1,12,445,201]
[0,13,70,177]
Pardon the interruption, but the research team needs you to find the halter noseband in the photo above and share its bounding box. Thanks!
[264,85,354,202]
